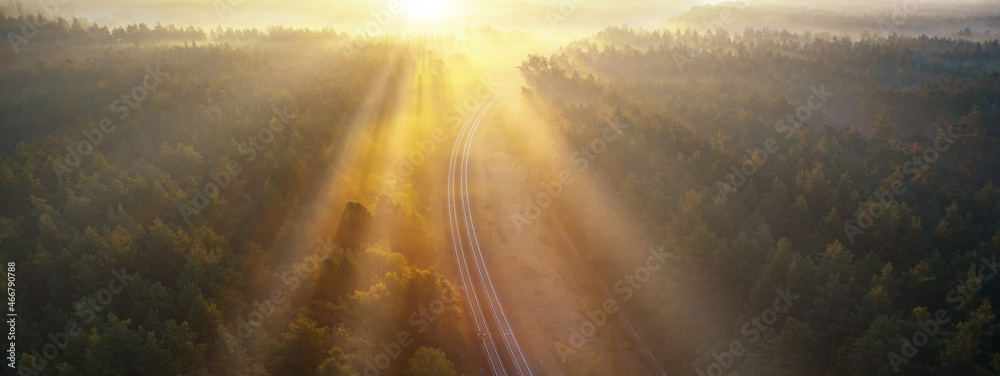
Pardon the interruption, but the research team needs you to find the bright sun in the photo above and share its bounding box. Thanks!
[403,0,453,22]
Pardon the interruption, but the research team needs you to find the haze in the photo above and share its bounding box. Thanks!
[2,0,999,376]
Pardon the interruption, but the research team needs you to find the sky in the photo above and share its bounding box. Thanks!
[8,0,989,40]
[4,0,709,35]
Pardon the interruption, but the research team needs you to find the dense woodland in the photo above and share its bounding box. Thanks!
[1,4,999,376]
[667,3,1000,41]
[0,12,470,376]
[518,24,1000,376]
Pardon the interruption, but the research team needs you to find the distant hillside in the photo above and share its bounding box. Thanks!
[666,1,1000,40]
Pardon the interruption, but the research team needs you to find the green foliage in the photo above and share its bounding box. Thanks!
[404,347,459,376]
[521,25,1000,376]
[0,18,470,376]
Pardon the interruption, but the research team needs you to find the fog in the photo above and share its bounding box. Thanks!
[2,0,999,375]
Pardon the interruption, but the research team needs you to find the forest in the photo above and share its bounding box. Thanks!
[1,1,999,375]
[518,24,1000,376]
[1,11,475,376]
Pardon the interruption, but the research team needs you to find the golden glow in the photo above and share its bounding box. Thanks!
[403,0,453,22]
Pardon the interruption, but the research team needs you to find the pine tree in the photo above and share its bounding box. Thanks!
[272,315,330,376]
[871,106,898,142]
[404,347,459,376]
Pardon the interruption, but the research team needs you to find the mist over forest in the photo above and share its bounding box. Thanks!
[1,0,999,375]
